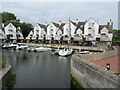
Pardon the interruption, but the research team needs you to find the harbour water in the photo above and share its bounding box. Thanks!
[2,49,71,88]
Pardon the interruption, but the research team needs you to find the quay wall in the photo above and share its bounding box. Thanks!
[26,43,105,51]
[0,64,11,90]
[80,49,118,61]
[71,54,120,88]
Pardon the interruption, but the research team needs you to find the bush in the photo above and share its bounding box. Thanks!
[7,73,16,89]
[0,61,6,69]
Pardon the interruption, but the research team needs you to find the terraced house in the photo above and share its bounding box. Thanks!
[0,23,24,43]
[26,18,113,45]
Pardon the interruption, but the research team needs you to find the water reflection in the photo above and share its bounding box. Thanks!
[2,49,71,88]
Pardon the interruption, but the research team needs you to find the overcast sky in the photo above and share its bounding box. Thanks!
[1,2,118,29]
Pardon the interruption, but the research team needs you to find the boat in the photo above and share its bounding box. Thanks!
[34,47,52,52]
[27,46,35,52]
[2,43,17,49]
[74,50,89,54]
[15,43,28,50]
[51,47,61,55]
[58,48,73,56]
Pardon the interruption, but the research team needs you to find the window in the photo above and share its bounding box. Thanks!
[89,22,95,27]
[8,24,13,28]
[8,29,13,32]
[36,30,39,32]
[50,25,53,28]
[81,25,83,28]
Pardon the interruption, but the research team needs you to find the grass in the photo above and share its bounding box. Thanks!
[113,73,120,75]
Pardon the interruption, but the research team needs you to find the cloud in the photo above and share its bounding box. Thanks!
[2,2,118,29]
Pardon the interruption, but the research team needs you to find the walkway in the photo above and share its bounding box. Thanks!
[90,55,119,73]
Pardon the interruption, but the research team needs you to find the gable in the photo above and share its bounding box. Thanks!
[6,23,16,29]
[101,27,108,33]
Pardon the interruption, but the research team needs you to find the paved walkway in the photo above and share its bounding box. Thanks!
[90,55,119,73]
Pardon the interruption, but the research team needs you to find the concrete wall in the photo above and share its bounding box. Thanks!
[71,55,120,88]
[80,49,118,61]
[0,64,11,90]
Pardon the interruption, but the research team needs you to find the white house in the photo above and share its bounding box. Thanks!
[54,23,65,41]
[26,18,113,44]
[4,23,17,40]
[73,22,85,41]
[84,18,99,41]
[46,22,60,40]
[0,24,6,39]
[63,20,77,41]
[16,27,24,40]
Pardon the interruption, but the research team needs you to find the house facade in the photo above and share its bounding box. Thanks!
[26,18,113,44]
[0,24,6,39]
[0,23,24,42]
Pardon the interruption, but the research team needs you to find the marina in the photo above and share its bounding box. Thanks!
[2,48,71,88]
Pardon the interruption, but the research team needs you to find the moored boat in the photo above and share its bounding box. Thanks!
[58,48,73,56]
[2,43,17,49]
[15,43,28,50]
[34,47,52,52]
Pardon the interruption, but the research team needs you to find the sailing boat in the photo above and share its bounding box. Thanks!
[58,18,73,56]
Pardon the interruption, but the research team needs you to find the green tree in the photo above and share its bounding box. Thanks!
[0,12,33,37]
[0,12,17,23]
[20,22,33,37]
[112,30,120,46]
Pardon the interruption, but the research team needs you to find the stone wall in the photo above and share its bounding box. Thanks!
[0,64,11,90]
[80,49,118,61]
[71,55,120,88]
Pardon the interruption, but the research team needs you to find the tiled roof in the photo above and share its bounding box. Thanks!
[99,25,112,33]
[74,22,85,34]
[52,22,60,27]
[38,23,46,28]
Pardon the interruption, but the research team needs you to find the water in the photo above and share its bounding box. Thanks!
[2,49,71,88]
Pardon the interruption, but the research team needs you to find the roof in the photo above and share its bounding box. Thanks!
[38,23,46,28]
[99,25,112,33]
[52,22,60,27]
[74,22,85,34]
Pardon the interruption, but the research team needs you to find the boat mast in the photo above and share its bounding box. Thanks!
[68,17,71,46]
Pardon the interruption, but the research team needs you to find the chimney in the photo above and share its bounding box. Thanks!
[107,19,113,32]
[59,21,62,26]
[76,19,79,25]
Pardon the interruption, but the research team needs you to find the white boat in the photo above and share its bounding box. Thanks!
[51,47,61,55]
[15,43,28,50]
[34,47,52,52]
[2,43,17,49]
[27,47,35,52]
[74,50,89,54]
[58,48,73,56]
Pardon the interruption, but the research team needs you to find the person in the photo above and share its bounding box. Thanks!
[106,63,110,70]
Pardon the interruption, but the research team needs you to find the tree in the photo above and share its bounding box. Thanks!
[20,22,33,37]
[0,12,33,37]
[0,12,17,23]
[112,30,120,46]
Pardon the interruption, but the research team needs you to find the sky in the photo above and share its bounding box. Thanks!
[1,1,118,29]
